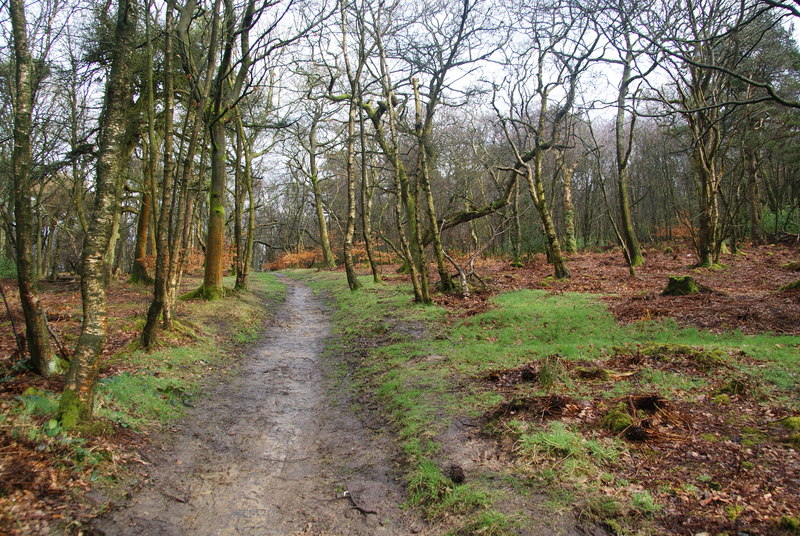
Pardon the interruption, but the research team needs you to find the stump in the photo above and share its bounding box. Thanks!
[662,275,701,296]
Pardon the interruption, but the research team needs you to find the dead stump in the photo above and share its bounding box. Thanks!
[662,275,701,296]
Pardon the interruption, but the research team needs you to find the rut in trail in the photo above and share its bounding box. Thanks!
[93,277,423,536]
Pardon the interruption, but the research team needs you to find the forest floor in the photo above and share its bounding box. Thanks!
[286,242,800,536]
[0,242,798,535]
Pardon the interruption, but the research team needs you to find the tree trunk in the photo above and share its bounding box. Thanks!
[308,111,336,269]
[9,0,57,376]
[202,119,227,299]
[232,111,255,290]
[511,177,523,266]
[745,147,765,244]
[340,3,362,292]
[142,4,175,347]
[414,79,452,292]
[129,187,153,284]
[61,0,137,427]
[559,151,578,254]
[526,154,569,279]
[360,109,379,283]
[615,48,644,267]
[343,95,362,291]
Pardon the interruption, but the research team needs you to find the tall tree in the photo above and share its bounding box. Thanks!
[8,0,58,376]
[61,0,138,427]
[142,0,176,347]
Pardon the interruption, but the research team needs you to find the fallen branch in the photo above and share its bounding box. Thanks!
[44,314,71,362]
[0,282,25,356]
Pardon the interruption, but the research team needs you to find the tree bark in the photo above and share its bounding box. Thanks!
[142,2,175,346]
[745,146,765,244]
[340,1,363,292]
[558,150,579,254]
[414,79,452,292]
[615,45,644,267]
[61,0,137,427]
[9,0,57,376]
[360,106,380,283]
[308,109,336,269]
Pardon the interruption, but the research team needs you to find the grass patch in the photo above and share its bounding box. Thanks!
[289,271,799,535]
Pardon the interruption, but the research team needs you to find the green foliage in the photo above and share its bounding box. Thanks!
[782,279,800,291]
[407,460,490,518]
[94,373,192,429]
[781,417,800,430]
[780,516,800,534]
[449,509,517,536]
[0,255,16,278]
[761,206,800,235]
[20,387,59,415]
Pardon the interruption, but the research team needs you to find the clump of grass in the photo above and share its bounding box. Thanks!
[780,416,800,430]
[449,509,517,536]
[538,354,565,391]
[407,460,489,518]
[780,515,800,533]
[515,421,619,471]
[632,491,661,515]
[725,503,745,521]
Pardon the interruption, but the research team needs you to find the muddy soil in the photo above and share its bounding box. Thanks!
[92,277,425,536]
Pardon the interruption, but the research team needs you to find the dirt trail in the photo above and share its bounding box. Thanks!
[93,277,422,536]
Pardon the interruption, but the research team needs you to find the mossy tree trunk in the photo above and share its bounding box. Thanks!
[61,0,137,427]
[9,0,57,377]
[525,152,570,279]
[413,79,453,292]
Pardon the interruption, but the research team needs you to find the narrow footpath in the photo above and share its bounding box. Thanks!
[92,277,423,536]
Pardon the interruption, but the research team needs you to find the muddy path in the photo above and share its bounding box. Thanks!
[92,277,424,536]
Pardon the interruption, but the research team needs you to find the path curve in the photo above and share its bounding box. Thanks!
[93,277,422,536]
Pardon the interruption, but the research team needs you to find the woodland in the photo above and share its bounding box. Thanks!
[1,0,800,533]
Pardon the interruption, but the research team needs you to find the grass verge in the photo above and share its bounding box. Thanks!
[289,271,800,536]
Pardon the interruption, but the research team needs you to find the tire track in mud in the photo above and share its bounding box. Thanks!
[93,277,423,536]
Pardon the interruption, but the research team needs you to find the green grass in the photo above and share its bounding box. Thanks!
[289,270,800,535]
[91,273,285,430]
[288,272,800,535]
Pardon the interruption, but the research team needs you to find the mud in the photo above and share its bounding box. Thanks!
[92,277,424,536]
